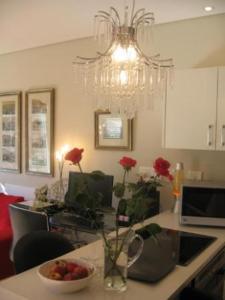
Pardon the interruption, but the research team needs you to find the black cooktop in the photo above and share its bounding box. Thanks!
[128,226,217,283]
[175,229,216,266]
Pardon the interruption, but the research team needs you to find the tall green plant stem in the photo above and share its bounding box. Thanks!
[77,162,83,174]
[58,159,65,200]
[122,169,127,185]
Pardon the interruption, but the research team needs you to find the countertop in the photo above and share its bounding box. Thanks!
[1,211,225,300]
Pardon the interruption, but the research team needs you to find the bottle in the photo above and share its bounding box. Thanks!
[172,162,184,199]
[172,162,184,213]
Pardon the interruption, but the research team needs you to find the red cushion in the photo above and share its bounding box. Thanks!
[0,193,24,279]
[0,226,12,239]
[0,193,24,229]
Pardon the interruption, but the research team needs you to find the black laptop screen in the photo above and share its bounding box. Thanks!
[65,171,114,209]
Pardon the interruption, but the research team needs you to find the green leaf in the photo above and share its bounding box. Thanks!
[117,198,127,215]
[137,223,161,241]
[124,194,157,224]
[145,223,162,236]
[113,183,125,198]
[90,170,105,181]
[127,183,138,192]
[125,198,135,217]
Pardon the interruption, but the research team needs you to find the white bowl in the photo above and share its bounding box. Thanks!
[37,258,96,294]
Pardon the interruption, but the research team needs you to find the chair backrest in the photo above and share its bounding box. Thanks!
[13,230,74,273]
[0,194,24,230]
[65,171,114,209]
[9,203,49,260]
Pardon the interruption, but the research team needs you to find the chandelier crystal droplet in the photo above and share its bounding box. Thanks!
[73,0,174,119]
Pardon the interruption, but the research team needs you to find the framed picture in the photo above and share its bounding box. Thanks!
[95,110,133,150]
[0,91,21,173]
[25,88,54,176]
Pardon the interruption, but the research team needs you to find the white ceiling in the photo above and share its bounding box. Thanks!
[1,0,225,55]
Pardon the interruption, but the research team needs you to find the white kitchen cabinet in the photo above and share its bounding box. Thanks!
[163,67,225,151]
[216,67,225,151]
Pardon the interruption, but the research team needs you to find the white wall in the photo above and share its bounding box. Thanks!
[0,14,225,210]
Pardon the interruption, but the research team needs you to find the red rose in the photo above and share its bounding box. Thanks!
[65,148,84,164]
[119,156,137,171]
[167,173,174,182]
[153,157,171,177]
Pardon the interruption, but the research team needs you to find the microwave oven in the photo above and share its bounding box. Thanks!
[180,182,225,227]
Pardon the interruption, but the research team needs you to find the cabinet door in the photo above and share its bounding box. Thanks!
[163,68,217,150]
[216,67,225,151]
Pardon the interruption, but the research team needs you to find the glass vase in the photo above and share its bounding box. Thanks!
[103,230,144,292]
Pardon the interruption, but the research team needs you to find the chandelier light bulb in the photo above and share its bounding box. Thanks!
[112,44,138,63]
[120,70,128,85]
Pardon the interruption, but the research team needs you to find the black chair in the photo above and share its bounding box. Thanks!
[13,230,75,274]
[9,203,49,260]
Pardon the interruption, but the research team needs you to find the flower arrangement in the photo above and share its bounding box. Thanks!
[105,156,169,291]
[115,156,173,224]
[64,148,164,291]
[64,149,173,224]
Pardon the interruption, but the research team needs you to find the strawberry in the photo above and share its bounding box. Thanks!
[66,262,78,273]
[63,273,74,281]
[53,266,67,276]
[71,272,81,280]
[73,266,88,279]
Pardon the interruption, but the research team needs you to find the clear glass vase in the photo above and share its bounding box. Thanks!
[103,230,144,292]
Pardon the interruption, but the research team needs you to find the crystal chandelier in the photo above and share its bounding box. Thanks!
[74,0,174,119]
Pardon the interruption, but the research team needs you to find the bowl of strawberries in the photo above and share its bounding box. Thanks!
[37,258,96,294]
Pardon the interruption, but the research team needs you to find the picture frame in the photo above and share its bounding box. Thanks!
[95,110,133,150]
[25,88,54,176]
[0,91,21,173]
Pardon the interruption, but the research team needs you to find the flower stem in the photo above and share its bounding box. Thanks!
[104,227,132,284]
[77,162,83,173]
[122,169,127,185]
[58,160,65,200]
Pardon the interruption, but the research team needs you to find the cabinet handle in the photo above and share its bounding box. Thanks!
[221,125,225,146]
[207,124,213,146]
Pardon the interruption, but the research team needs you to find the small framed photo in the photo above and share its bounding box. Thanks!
[25,88,55,176]
[0,91,21,173]
[95,110,133,150]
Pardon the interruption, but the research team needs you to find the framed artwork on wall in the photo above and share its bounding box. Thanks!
[95,110,133,150]
[25,88,55,176]
[0,91,21,173]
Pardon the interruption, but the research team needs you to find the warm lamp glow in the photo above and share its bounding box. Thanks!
[61,144,69,155]
[56,144,70,161]
[55,151,62,162]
